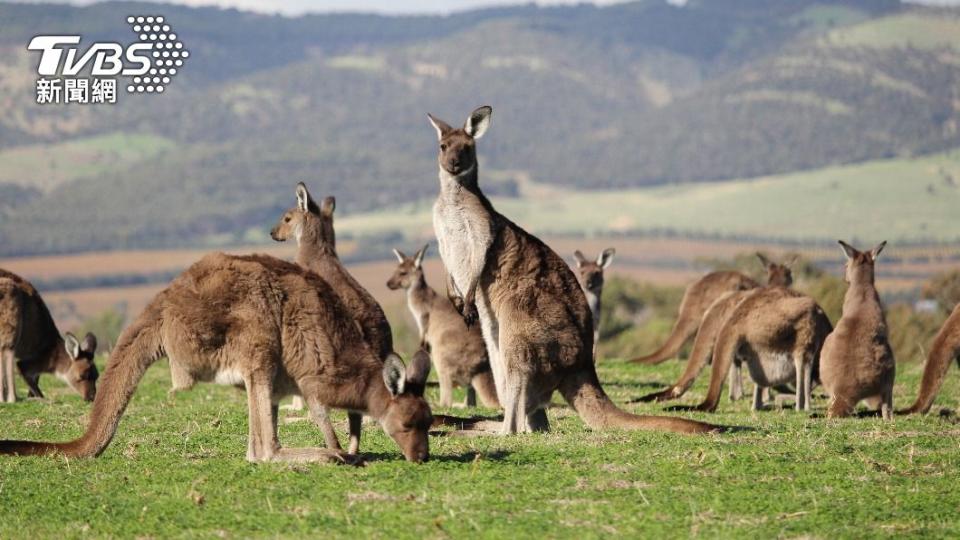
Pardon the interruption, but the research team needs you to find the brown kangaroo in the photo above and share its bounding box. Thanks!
[573,248,615,361]
[0,254,432,463]
[630,271,759,365]
[635,253,795,403]
[0,269,99,403]
[672,285,832,413]
[270,182,394,454]
[387,245,499,408]
[428,106,722,435]
[820,241,895,420]
[898,302,960,415]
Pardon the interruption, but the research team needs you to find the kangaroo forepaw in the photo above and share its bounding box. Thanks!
[462,303,479,326]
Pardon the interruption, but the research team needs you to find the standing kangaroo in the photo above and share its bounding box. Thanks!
[898,302,960,414]
[428,106,721,435]
[630,271,760,365]
[673,286,831,413]
[0,269,99,403]
[635,253,795,403]
[820,241,895,420]
[269,183,394,454]
[573,248,615,361]
[0,254,432,463]
[387,245,499,408]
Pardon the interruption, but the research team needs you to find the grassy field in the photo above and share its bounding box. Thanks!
[0,354,957,538]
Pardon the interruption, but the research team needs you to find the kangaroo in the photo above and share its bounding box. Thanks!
[630,271,759,365]
[428,106,722,435]
[573,248,615,361]
[820,241,895,420]
[387,245,499,408]
[673,285,832,413]
[269,183,395,454]
[0,269,99,403]
[635,253,794,403]
[0,253,432,463]
[898,302,960,415]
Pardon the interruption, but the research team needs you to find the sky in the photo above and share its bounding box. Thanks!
[4,0,960,16]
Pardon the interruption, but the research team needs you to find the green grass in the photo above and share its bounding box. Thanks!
[823,13,960,50]
[0,132,175,192]
[339,149,960,243]
[0,355,958,538]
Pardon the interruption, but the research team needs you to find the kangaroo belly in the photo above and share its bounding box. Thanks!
[745,351,796,387]
[432,200,489,295]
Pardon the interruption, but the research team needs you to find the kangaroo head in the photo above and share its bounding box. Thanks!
[427,106,491,177]
[380,351,433,463]
[573,248,615,294]
[838,240,886,284]
[63,332,99,401]
[270,183,336,248]
[386,245,427,290]
[756,253,794,287]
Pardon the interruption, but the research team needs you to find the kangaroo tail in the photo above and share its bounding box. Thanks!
[898,319,959,415]
[628,301,700,365]
[0,302,165,457]
[560,370,723,434]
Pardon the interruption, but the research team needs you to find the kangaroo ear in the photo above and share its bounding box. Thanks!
[64,332,81,360]
[414,244,428,268]
[598,248,616,269]
[296,182,313,213]
[427,113,452,140]
[321,196,335,218]
[382,354,406,397]
[785,254,799,268]
[404,350,431,397]
[81,332,97,353]
[464,106,492,139]
[756,252,772,268]
[393,248,406,263]
[871,241,887,261]
[573,250,588,268]
[837,240,858,261]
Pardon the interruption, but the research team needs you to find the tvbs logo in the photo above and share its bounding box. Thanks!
[28,16,189,105]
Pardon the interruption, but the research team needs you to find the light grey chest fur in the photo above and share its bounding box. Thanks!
[432,186,492,296]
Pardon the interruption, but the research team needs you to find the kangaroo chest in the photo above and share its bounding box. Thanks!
[432,192,494,295]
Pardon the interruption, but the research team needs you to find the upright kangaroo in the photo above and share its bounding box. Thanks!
[820,241,895,420]
[428,106,721,435]
[270,183,395,454]
[387,245,499,408]
[675,286,831,412]
[898,303,960,414]
[630,271,759,365]
[0,254,432,463]
[0,269,99,403]
[573,248,615,361]
[636,253,795,403]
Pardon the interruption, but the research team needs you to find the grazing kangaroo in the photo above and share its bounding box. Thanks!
[0,254,432,463]
[675,285,832,412]
[630,269,760,365]
[269,183,395,454]
[820,241,895,420]
[0,269,99,403]
[428,106,721,435]
[899,302,960,414]
[387,245,499,408]
[573,248,615,361]
[636,253,795,403]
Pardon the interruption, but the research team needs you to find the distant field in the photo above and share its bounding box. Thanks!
[339,150,960,243]
[824,12,960,50]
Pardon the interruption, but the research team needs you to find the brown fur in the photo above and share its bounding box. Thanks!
[635,254,796,403]
[429,107,722,435]
[573,248,615,361]
[820,241,895,420]
[387,245,499,408]
[0,254,432,463]
[679,286,831,412]
[898,302,960,414]
[0,269,98,402]
[270,183,395,453]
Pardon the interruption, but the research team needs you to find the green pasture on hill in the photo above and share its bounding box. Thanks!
[0,356,957,538]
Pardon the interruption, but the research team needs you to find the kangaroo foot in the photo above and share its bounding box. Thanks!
[272,447,365,466]
[629,387,679,403]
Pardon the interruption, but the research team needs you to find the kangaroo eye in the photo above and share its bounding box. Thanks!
[440,143,447,151]
[284,216,291,223]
